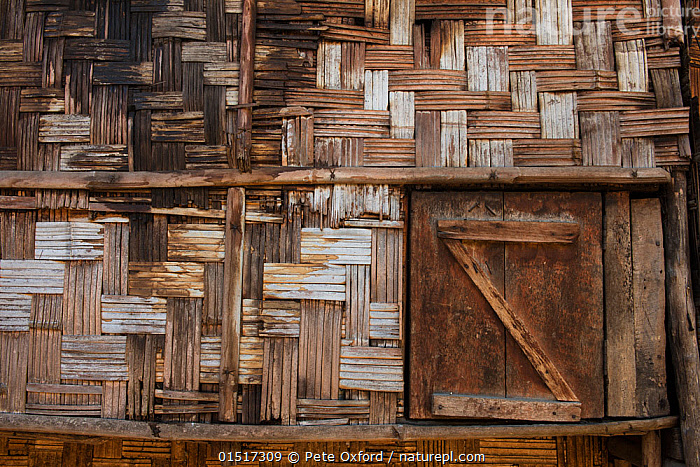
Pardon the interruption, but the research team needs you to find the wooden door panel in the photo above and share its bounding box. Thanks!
[503,192,604,418]
[409,191,506,419]
[410,191,605,420]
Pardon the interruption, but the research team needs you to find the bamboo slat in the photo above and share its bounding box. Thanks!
[101,295,167,334]
[35,222,104,260]
[61,336,128,381]
[339,345,403,392]
[263,264,346,301]
[128,262,205,298]
[167,224,225,262]
[0,260,65,294]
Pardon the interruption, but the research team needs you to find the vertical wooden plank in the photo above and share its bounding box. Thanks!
[642,431,663,467]
[364,70,388,111]
[437,20,464,71]
[220,187,245,422]
[604,192,636,417]
[665,170,700,466]
[60,442,93,467]
[409,192,505,419]
[504,192,604,418]
[631,198,669,417]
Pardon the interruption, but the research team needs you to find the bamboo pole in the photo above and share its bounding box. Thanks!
[0,414,678,442]
[664,170,700,467]
[235,0,256,171]
[0,167,671,189]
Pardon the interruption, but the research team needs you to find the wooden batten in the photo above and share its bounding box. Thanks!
[432,394,581,422]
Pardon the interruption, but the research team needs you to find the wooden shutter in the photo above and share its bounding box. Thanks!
[409,191,604,421]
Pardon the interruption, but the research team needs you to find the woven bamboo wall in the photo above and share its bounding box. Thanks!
[0,0,691,170]
[0,434,610,466]
[0,0,685,431]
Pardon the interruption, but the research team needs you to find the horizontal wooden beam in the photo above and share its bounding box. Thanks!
[432,393,581,422]
[0,414,678,442]
[0,167,670,190]
[437,220,579,243]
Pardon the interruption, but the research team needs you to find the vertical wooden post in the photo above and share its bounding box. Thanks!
[219,187,245,422]
[235,0,256,172]
[660,0,683,44]
[642,431,662,467]
[664,169,700,467]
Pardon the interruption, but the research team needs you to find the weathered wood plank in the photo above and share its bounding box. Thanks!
[93,63,153,85]
[298,300,342,399]
[664,170,700,466]
[181,42,227,62]
[619,108,688,138]
[0,332,28,413]
[580,111,621,166]
[61,145,128,171]
[61,260,103,335]
[631,198,668,417]
[44,11,95,37]
[437,219,579,243]
[0,293,32,332]
[504,192,604,418]
[219,187,245,421]
[440,110,467,167]
[151,112,205,143]
[467,111,540,139]
[604,192,636,417]
[513,139,581,166]
[508,46,576,70]
[260,300,300,337]
[432,394,581,422]
[368,302,399,340]
[19,88,65,113]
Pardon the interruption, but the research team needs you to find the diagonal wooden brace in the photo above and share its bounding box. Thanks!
[441,238,579,402]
